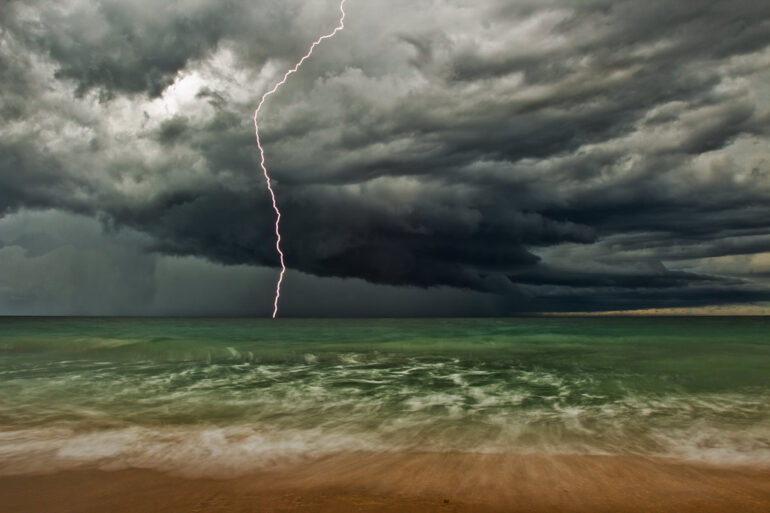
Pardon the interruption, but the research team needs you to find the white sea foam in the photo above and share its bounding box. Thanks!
[1,410,768,478]
[0,425,384,477]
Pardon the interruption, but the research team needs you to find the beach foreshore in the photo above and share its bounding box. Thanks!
[2,452,769,513]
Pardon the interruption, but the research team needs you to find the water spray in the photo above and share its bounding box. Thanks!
[253,0,346,318]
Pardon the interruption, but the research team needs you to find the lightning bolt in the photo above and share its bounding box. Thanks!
[254,0,346,318]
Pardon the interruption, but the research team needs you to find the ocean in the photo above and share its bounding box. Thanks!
[1,317,768,477]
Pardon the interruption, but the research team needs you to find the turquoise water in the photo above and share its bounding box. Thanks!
[1,317,768,475]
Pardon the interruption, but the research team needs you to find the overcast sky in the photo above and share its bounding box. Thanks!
[1,0,770,316]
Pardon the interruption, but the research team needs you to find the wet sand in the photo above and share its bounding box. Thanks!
[2,453,770,513]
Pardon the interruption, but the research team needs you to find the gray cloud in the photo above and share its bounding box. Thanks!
[1,0,770,314]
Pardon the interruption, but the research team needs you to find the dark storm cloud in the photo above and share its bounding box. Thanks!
[520,284,770,314]
[0,140,72,214]
[1,0,770,314]
[7,0,336,98]
[507,265,722,290]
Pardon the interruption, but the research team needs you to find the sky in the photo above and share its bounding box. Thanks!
[1,0,770,316]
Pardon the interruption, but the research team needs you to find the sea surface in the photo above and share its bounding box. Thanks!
[1,317,768,476]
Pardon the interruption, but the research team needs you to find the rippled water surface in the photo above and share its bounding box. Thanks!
[1,317,768,475]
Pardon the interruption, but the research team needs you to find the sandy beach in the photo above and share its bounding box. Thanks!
[3,452,770,513]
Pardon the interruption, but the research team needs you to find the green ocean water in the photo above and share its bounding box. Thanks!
[0,317,768,475]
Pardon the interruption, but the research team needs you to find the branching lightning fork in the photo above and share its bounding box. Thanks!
[253,0,346,318]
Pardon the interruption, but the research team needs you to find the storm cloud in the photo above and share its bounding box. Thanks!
[1,0,770,314]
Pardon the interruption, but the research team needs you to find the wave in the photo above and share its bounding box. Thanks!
[2,351,769,476]
[1,416,769,478]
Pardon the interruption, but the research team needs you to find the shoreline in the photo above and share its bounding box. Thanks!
[3,452,770,513]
